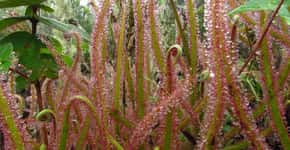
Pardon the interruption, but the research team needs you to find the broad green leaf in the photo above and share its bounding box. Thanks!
[38,54,58,79]
[15,76,28,93]
[1,32,43,80]
[0,61,11,72]
[0,32,42,66]
[37,16,90,41]
[25,6,34,17]
[0,43,13,72]
[0,32,59,81]
[62,55,73,67]
[229,0,290,25]
[0,0,46,8]
[0,17,30,31]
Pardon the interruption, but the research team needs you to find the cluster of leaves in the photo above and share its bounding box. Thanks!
[0,0,289,150]
[0,0,89,91]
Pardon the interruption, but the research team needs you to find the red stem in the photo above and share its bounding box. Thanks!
[8,68,29,80]
[238,0,285,75]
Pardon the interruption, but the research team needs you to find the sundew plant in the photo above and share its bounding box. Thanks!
[0,0,289,149]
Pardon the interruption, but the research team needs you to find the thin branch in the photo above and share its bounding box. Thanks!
[8,68,29,80]
[238,0,285,75]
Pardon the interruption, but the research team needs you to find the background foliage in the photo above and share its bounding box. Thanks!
[0,0,289,150]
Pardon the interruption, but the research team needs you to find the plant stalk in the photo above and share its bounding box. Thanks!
[238,0,285,74]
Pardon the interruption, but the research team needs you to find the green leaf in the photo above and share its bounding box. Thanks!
[25,6,34,17]
[0,44,12,62]
[0,0,46,8]
[5,32,43,80]
[39,54,58,79]
[0,32,59,81]
[229,0,290,25]
[25,4,54,16]
[44,36,63,53]
[43,36,73,67]
[0,17,30,31]
[0,43,13,72]
[62,55,73,67]
[38,4,54,12]
[0,61,11,72]
[15,76,28,93]
[37,16,90,41]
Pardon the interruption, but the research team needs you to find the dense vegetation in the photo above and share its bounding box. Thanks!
[0,0,289,149]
